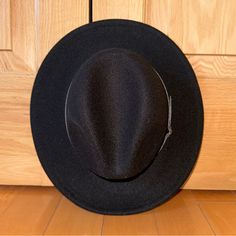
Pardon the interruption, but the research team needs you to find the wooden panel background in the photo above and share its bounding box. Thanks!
[0,0,236,189]
[0,0,11,49]
[0,0,89,186]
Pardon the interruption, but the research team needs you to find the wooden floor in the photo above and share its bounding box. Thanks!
[0,187,236,235]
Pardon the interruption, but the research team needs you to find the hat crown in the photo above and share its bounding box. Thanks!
[65,48,168,180]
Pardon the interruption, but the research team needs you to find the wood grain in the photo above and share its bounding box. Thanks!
[0,74,43,185]
[185,158,236,190]
[0,0,36,73]
[0,0,11,49]
[38,0,89,66]
[200,202,236,235]
[0,51,33,73]
[93,0,144,22]
[185,77,236,189]
[1,187,236,235]
[94,0,236,54]
[45,197,103,235]
[145,0,236,54]
[0,187,61,235]
[192,190,236,202]
[102,210,158,235]
[154,191,214,235]
[188,55,236,79]
[11,0,36,71]
[0,186,23,215]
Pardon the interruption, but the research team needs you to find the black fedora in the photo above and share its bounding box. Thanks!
[30,19,203,215]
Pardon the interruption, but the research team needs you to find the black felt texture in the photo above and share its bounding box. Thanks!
[30,19,204,215]
[66,48,168,180]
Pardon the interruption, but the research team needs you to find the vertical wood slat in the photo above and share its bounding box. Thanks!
[94,0,236,55]
[0,75,43,185]
[10,0,37,71]
[93,0,144,22]
[0,0,11,49]
[38,0,89,67]
[0,0,37,73]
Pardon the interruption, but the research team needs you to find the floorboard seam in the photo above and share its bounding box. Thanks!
[42,194,63,235]
[197,202,217,236]
[100,214,105,236]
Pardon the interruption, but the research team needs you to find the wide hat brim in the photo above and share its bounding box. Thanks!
[31,19,203,215]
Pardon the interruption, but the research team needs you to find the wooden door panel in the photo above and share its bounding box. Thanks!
[0,0,11,49]
[0,74,41,185]
[145,0,236,55]
[93,0,144,22]
[183,55,236,189]
[94,0,236,55]
[0,0,36,73]
[38,0,89,65]
[0,0,89,185]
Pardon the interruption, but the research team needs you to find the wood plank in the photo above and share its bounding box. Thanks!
[38,0,89,66]
[200,202,236,235]
[185,77,236,189]
[102,210,158,235]
[10,0,36,71]
[0,0,11,49]
[0,51,34,74]
[188,55,236,79]
[0,0,36,73]
[93,0,144,22]
[0,75,43,185]
[0,186,23,215]
[45,197,103,235]
[185,158,236,190]
[154,191,214,235]
[186,59,235,191]
[0,188,236,235]
[145,0,236,54]
[0,187,61,235]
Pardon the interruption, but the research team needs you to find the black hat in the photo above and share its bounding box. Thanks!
[30,19,203,215]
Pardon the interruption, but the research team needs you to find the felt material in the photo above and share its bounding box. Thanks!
[65,48,168,180]
[30,19,204,215]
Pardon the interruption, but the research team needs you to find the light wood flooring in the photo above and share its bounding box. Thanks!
[0,186,236,235]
